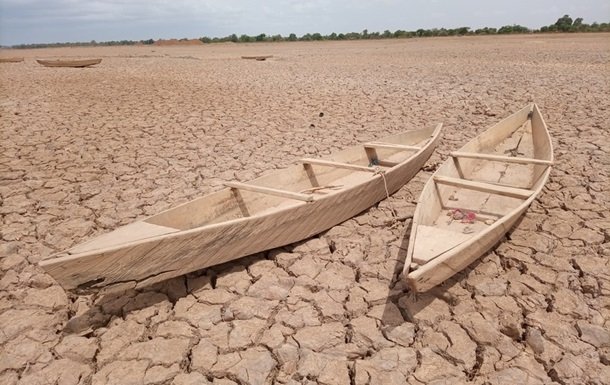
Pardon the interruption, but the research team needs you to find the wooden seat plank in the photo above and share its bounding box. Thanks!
[301,158,378,173]
[450,151,553,166]
[434,176,533,199]
[225,182,313,202]
[364,142,421,151]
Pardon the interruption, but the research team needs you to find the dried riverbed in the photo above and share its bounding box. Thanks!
[0,34,609,384]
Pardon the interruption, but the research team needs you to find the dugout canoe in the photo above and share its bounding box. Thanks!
[402,104,553,292]
[36,58,102,68]
[0,57,24,63]
[40,123,443,294]
[241,55,273,61]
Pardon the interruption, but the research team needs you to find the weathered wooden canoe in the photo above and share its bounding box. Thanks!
[0,57,24,63]
[402,104,553,292]
[40,124,442,294]
[36,58,102,68]
[241,55,273,61]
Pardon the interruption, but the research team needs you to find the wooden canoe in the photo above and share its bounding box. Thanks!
[36,58,102,68]
[402,104,553,292]
[241,55,273,61]
[0,57,24,63]
[40,124,442,294]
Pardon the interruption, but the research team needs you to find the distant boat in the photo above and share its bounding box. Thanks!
[39,124,442,294]
[0,57,24,63]
[36,58,102,68]
[403,104,553,292]
[241,55,273,61]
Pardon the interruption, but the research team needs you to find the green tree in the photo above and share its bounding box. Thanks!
[555,14,573,32]
[287,33,297,41]
[457,27,470,35]
[311,32,323,40]
[498,24,529,34]
[572,17,584,31]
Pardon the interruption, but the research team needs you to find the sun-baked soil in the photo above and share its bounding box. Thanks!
[0,34,609,385]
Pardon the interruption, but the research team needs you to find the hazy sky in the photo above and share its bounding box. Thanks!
[0,0,608,45]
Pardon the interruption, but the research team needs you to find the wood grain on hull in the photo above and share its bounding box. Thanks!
[403,104,552,292]
[40,124,441,293]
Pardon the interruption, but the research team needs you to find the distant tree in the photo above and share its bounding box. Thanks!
[287,33,297,41]
[255,33,266,42]
[395,30,415,38]
[239,34,252,42]
[328,32,338,40]
[571,17,585,31]
[498,24,530,34]
[362,29,369,39]
[555,14,573,32]
[382,30,392,38]
[311,32,323,40]
[475,27,497,34]
[416,28,432,37]
[498,25,512,34]
[457,27,470,35]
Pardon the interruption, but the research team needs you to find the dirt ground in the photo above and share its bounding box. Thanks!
[0,34,608,385]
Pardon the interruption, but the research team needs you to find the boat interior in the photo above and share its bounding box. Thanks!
[147,125,438,229]
[411,105,553,264]
[69,125,439,254]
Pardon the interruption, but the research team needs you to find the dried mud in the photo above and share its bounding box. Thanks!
[1,34,609,385]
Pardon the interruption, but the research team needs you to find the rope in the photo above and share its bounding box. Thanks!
[373,166,398,223]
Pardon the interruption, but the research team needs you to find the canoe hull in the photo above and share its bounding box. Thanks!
[403,104,553,292]
[40,125,441,294]
[36,59,102,68]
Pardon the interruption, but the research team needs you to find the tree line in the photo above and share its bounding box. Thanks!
[10,15,609,49]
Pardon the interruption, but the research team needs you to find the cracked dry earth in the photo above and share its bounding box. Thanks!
[0,34,609,385]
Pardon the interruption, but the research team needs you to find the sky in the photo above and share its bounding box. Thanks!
[0,0,608,46]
